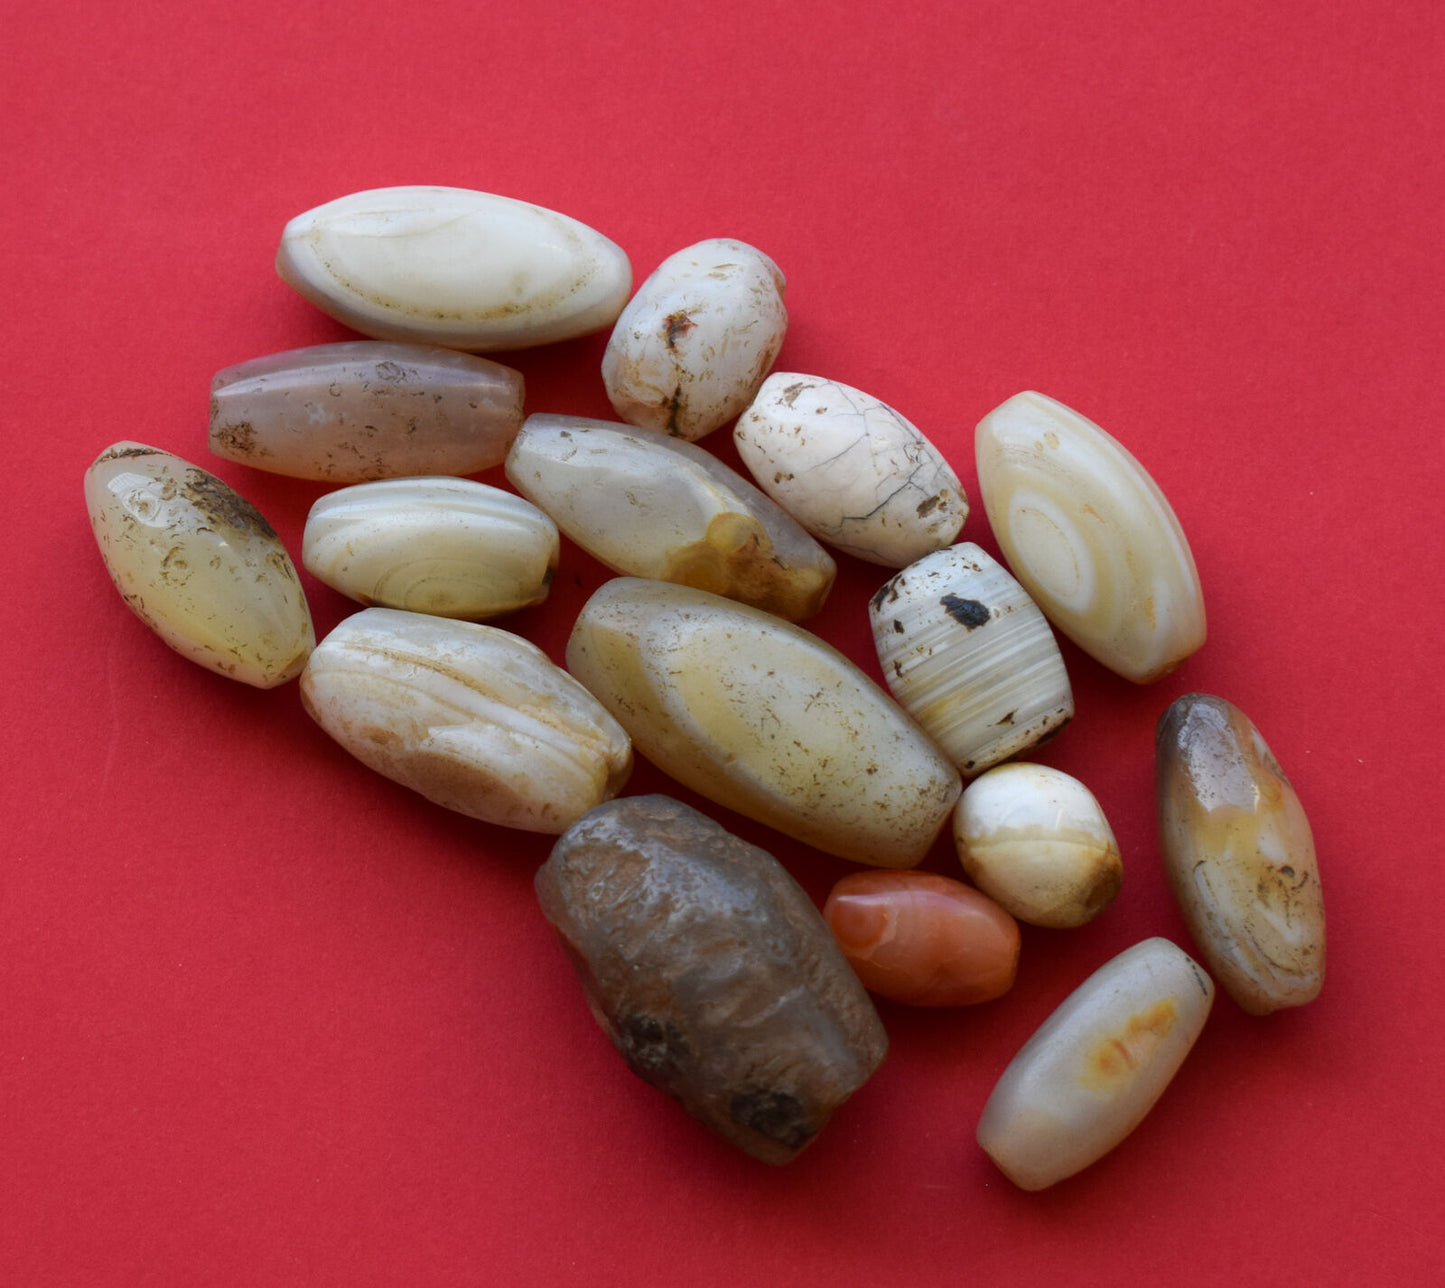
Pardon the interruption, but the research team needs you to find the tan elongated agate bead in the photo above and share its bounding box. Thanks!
[276,187,631,351]
[1156,693,1324,1014]
[300,608,631,833]
[504,414,835,621]
[954,763,1122,928]
[870,544,1073,775]
[976,937,1214,1190]
[84,442,314,688]
[301,478,559,620]
[209,342,524,482]
[734,372,967,567]
[823,871,1019,1006]
[602,239,787,441]
[975,391,1206,683]
[566,579,961,866]
[537,795,888,1164]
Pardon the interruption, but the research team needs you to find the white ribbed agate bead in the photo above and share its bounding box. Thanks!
[602,239,787,441]
[301,478,559,620]
[870,544,1073,776]
[976,937,1214,1190]
[276,187,631,352]
[734,372,967,567]
[975,391,1206,683]
[504,414,834,621]
[566,579,960,866]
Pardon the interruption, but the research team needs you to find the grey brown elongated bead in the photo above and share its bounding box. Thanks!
[1156,693,1325,1014]
[536,795,888,1164]
[84,442,314,688]
[209,342,524,482]
[566,579,961,866]
[870,544,1073,776]
[504,413,835,621]
[300,608,632,833]
[976,937,1214,1190]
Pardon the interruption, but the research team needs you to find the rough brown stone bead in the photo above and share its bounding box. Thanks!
[535,795,888,1164]
[824,871,1020,1006]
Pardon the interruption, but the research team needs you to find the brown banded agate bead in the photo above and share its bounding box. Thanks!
[824,871,1020,1006]
[536,795,888,1164]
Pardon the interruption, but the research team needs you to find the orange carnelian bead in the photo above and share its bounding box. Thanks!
[823,871,1020,1006]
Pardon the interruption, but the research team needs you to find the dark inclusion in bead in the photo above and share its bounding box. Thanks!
[535,794,888,1164]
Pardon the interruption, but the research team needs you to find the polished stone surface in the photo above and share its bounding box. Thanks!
[823,871,1019,1006]
[1156,693,1324,1014]
[84,442,314,688]
[566,579,960,866]
[536,795,888,1164]
[209,341,524,482]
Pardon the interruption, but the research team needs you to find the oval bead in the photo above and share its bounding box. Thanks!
[537,795,888,1164]
[209,342,524,482]
[84,442,314,688]
[976,937,1214,1190]
[602,239,787,441]
[734,372,967,567]
[566,579,961,866]
[301,478,559,620]
[504,413,835,621]
[276,187,632,352]
[301,608,632,833]
[975,391,1206,683]
[870,544,1073,775]
[823,871,1019,1006]
[1156,693,1325,1014]
[954,763,1122,928]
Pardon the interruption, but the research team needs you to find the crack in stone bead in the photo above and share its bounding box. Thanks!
[536,795,888,1164]
[1156,693,1324,1014]
[84,442,315,688]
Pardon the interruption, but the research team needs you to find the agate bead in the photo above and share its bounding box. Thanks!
[824,872,1019,1006]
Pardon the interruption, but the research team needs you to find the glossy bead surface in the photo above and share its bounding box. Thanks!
[976,937,1214,1190]
[1156,693,1324,1014]
[976,391,1206,683]
[824,871,1019,1006]
[954,763,1122,928]
[276,186,631,351]
[537,795,888,1164]
[209,342,524,482]
[505,413,834,621]
[566,579,961,866]
[84,442,314,688]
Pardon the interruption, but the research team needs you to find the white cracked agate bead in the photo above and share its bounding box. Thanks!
[84,442,315,688]
[505,413,835,621]
[976,937,1214,1190]
[734,373,967,567]
[566,579,961,866]
[301,478,559,621]
[954,763,1122,928]
[276,187,632,352]
[301,609,632,833]
[870,544,1073,776]
[601,239,787,441]
[975,391,1206,683]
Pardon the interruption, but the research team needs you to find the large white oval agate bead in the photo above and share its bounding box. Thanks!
[505,413,835,621]
[734,373,967,567]
[84,442,314,688]
[976,937,1214,1190]
[302,478,559,621]
[276,187,632,352]
[301,609,632,833]
[601,239,787,441]
[975,392,1206,683]
[566,579,961,866]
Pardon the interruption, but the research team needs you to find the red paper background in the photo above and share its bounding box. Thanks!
[5,2,1442,1283]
